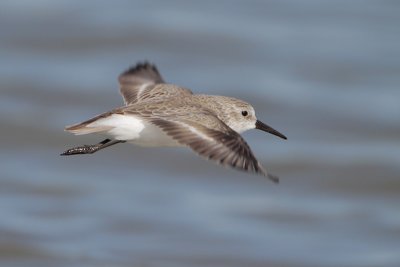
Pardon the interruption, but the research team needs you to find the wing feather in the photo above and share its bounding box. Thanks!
[118,62,192,105]
[149,115,278,182]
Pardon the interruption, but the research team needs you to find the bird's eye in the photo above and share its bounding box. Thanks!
[241,111,248,116]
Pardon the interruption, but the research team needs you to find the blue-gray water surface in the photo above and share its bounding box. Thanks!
[1,1,399,267]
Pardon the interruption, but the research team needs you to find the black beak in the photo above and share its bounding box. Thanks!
[255,120,287,140]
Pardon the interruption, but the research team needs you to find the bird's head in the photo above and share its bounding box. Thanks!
[215,96,287,140]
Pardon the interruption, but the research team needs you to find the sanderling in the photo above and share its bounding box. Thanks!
[61,62,287,182]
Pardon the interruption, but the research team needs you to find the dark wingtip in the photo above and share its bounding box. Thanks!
[257,163,279,183]
[120,61,158,76]
[267,173,279,184]
[118,61,163,84]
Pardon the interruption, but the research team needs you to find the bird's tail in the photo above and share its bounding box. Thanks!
[65,111,115,135]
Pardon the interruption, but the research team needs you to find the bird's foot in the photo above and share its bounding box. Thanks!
[60,145,99,156]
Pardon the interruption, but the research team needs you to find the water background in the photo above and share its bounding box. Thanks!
[1,1,399,266]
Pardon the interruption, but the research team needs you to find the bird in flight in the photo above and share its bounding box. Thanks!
[61,62,287,182]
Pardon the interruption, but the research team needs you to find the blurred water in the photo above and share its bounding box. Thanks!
[1,1,400,267]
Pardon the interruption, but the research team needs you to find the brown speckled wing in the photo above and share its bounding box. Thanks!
[149,114,279,183]
[118,62,192,105]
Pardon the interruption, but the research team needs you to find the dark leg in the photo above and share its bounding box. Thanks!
[61,139,126,156]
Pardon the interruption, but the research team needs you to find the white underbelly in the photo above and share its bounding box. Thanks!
[89,114,180,147]
[129,121,181,147]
